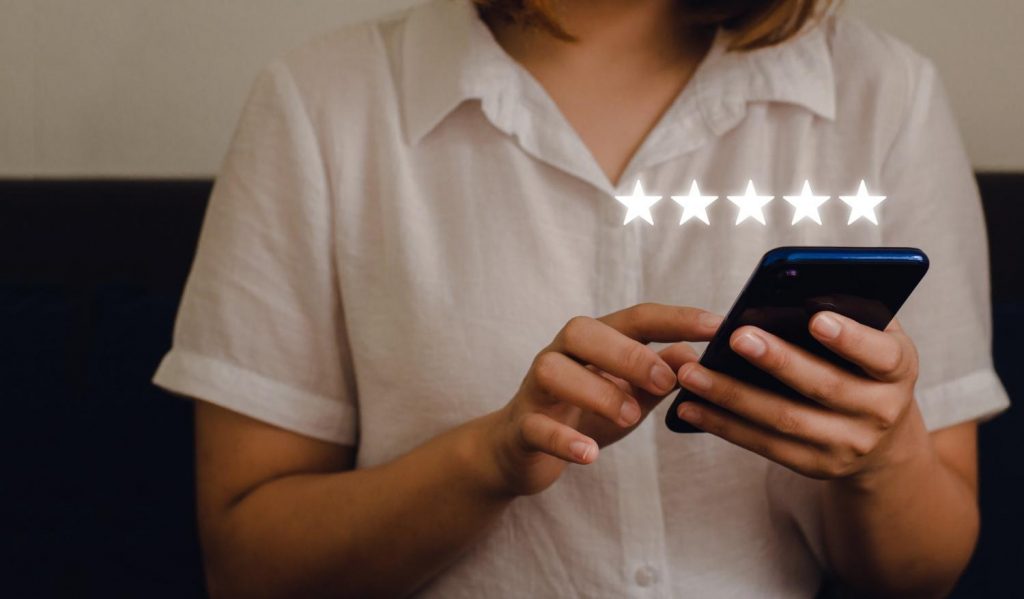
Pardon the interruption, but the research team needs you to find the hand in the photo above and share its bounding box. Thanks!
[487,303,721,497]
[674,311,930,482]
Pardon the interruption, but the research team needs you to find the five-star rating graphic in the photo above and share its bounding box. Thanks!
[839,180,887,225]
[783,180,830,225]
[613,179,886,227]
[614,180,662,225]
[671,181,717,225]
[727,180,774,225]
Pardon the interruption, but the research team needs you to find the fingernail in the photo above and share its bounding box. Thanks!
[812,313,842,340]
[700,312,724,328]
[678,402,701,423]
[619,400,641,426]
[651,364,676,393]
[569,440,593,462]
[680,365,712,391]
[733,331,767,358]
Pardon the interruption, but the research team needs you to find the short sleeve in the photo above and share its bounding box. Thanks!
[152,61,358,445]
[879,57,1010,431]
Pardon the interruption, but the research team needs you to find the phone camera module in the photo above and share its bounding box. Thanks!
[774,268,798,294]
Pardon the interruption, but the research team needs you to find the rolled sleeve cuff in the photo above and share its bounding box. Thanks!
[152,348,357,445]
[916,368,1011,432]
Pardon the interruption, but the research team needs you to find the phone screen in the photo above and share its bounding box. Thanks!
[665,247,928,433]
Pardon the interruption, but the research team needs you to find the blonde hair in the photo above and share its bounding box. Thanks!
[474,0,833,51]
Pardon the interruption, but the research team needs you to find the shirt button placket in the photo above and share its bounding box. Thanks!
[634,564,660,588]
[605,180,670,598]
[614,418,670,597]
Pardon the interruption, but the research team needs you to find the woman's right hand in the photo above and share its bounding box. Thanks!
[483,303,722,497]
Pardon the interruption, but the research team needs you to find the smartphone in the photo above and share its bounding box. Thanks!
[665,246,929,433]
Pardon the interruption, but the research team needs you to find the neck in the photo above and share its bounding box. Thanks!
[485,0,710,72]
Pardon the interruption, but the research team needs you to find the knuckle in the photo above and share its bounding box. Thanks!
[546,426,562,454]
[871,402,902,431]
[822,451,855,479]
[626,303,655,330]
[774,409,802,436]
[847,430,877,458]
[561,315,593,349]
[532,352,562,388]
[620,342,652,376]
[809,374,844,404]
[596,379,625,415]
[877,344,904,377]
[676,305,702,325]
[634,302,659,319]
[835,452,858,478]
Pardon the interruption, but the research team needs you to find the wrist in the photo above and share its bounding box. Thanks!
[455,408,521,501]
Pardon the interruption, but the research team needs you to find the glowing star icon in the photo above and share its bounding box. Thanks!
[839,180,886,225]
[783,180,830,225]
[727,180,774,225]
[671,181,718,225]
[614,180,662,225]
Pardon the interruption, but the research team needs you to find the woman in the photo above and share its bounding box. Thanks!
[154,0,1009,596]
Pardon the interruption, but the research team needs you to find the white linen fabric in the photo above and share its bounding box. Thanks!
[153,1,1010,596]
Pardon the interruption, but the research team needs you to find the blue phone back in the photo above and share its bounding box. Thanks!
[665,246,929,433]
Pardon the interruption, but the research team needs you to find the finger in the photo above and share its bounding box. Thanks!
[884,316,905,333]
[553,315,677,396]
[728,325,886,414]
[675,400,822,476]
[599,302,723,344]
[808,312,915,382]
[589,343,697,399]
[533,352,642,427]
[659,342,700,373]
[519,412,599,464]
[586,364,635,395]
[677,362,860,448]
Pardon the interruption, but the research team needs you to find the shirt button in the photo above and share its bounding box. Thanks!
[634,565,659,587]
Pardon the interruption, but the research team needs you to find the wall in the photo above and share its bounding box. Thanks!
[2,0,1021,178]
[844,0,1023,172]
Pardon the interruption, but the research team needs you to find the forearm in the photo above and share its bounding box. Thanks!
[821,409,979,598]
[203,411,513,598]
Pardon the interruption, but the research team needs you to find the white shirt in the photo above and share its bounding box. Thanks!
[153,1,1010,596]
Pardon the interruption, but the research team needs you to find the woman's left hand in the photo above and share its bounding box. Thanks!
[674,311,931,481]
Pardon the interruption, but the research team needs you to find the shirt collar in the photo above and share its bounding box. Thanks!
[400,0,514,145]
[399,0,836,146]
[692,23,836,135]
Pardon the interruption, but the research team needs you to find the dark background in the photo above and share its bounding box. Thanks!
[2,176,1021,597]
